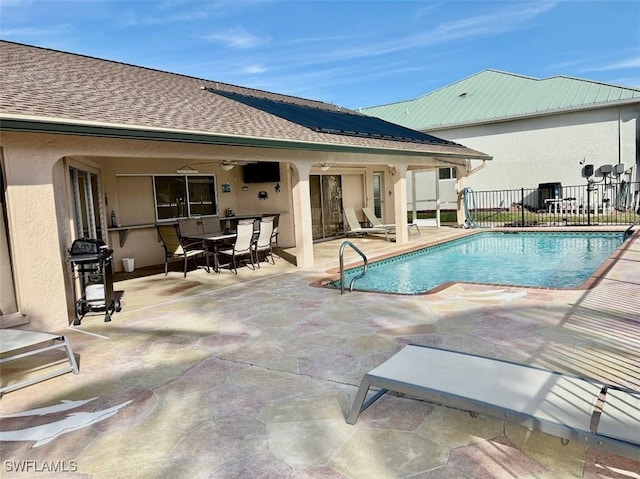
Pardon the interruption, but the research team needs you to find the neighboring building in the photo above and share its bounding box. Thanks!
[0,41,489,330]
[363,70,640,214]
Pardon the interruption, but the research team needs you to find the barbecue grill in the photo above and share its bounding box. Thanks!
[67,238,121,325]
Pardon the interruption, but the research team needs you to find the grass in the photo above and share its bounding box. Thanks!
[409,209,638,226]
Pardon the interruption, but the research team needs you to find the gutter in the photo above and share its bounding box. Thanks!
[0,116,491,161]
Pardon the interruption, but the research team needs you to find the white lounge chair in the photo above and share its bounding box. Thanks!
[0,329,79,394]
[343,207,393,241]
[346,344,640,460]
[362,207,420,235]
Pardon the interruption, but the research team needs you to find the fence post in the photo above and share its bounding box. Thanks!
[587,184,592,226]
[521,188,525,227]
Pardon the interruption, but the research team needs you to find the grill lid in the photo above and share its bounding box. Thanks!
[69,238,107,255]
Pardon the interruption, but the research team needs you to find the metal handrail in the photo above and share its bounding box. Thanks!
[339,241,368,294]
[623,218,639,240]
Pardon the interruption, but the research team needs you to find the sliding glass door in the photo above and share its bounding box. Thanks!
[310,175,343,240]
[70,167,104,240]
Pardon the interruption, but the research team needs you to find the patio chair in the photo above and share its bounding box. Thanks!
[217,221,255,273]
[252,218,275,267]
[362,207,420,235]
[157,224,209,277]
[262,214,280,248]
[343,207,393,241]
[178,217,203,237]
[201,216,223,235]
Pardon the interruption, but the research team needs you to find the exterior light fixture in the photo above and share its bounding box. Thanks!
[319,163,331,172]
[220,164,234,171]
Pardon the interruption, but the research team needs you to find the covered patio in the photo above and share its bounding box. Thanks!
[1,228,639,477]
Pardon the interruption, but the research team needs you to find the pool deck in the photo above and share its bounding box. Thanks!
[1,227,639,478]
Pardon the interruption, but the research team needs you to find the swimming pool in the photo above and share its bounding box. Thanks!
[332,232,625,294]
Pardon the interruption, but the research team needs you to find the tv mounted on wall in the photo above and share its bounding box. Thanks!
[243,162,281,183]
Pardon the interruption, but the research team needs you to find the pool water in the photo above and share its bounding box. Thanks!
[335,232,624,294]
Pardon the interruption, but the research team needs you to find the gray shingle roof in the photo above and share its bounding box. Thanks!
[0,40,489,159]
[362,69,640,130]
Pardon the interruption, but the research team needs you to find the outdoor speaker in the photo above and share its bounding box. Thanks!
[614,163,625,176]
[582,164,594,178]
[600,164,613,175]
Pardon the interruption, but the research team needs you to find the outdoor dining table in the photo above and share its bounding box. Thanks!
[185,233,237,273]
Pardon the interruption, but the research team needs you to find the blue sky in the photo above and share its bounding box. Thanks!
[1,0,639,109]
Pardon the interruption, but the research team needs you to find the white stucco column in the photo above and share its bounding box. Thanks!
[392,164,409,244]
[290,161,314,268]
[2,141,70,330]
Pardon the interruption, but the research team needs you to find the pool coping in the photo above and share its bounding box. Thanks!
[312,227,639,295]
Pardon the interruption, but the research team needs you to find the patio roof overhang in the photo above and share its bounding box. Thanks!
[0,116,492,164]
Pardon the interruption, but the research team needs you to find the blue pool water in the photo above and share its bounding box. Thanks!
[335,232,624,294]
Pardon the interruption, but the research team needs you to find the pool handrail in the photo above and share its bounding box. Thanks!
[339,241,368,294]
[623,218,638,240]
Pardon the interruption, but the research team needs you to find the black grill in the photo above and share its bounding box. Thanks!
[67,238,119,324]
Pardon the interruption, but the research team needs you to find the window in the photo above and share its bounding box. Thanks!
[154,175,217,220]
[439,167,457,180]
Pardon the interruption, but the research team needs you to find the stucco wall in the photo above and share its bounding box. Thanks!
[94,157,291,272]
[1,134,70,330]
[429,105,639,192]
[1,129,447,330]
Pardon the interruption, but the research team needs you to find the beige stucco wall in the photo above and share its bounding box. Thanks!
[88,156,293,272]
[1,129,456,330]
[1,135,71,330]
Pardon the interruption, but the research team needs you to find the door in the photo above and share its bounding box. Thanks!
[373,172,384,219]
[310,174,343,240]
[70,167,105,240]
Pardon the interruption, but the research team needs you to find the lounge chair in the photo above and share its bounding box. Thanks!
[362,207,420,235]
[346,344,640,460]
[1,329,79,394]
[343,207,393,241]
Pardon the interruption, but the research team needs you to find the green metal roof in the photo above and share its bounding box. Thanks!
[362,70,640,130]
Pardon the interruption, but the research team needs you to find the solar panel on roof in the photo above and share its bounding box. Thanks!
[210,90,457,146]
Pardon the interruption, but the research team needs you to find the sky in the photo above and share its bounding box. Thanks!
[1,0,639,110]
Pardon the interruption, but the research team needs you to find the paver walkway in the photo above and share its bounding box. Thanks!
[1,228,639,478]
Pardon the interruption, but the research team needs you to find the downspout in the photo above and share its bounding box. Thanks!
[467,159,488,177]
[618,106,622,166]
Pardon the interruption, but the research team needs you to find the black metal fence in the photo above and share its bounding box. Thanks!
[463,182,640,228]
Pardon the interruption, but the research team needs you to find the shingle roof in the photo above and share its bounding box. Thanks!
[0,40,489,159]
[362,69,640,131]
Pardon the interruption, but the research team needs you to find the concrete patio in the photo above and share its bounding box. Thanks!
[1,227,639,478]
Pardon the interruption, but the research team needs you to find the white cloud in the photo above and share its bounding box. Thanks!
[267,1,559,68]
[243,64,267,74]
[585,56,640,72]
[202,28,268,49]
[1,24,73,37]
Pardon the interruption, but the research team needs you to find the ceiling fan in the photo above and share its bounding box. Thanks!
[193,160,257,171]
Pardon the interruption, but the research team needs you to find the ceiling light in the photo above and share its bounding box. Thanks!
[319,163,331,172]
[220,164,234,171]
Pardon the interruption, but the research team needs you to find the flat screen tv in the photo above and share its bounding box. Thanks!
[243,162,281,183]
